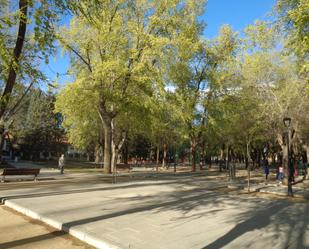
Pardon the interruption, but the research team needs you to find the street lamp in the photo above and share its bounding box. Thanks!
[283,117,291,128]
[283,117,293,196]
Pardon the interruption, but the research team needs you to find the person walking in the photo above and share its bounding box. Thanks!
[297,157,302,177]
[290,157,295,183]
[264,160,269,183]
[278,165,284,184]
[303,153,308,180]
[58,154,65,174]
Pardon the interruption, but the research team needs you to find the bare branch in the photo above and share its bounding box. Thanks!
[64,43,93,72]
[5,78,36,119]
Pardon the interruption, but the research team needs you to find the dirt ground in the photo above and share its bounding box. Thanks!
[0,205,96,249]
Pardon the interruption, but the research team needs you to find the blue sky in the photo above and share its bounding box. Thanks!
[203,0,275,38]
[42,0,276,86]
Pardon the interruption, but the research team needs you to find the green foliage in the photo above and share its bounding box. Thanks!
[53,1,308,164]
[275,0,309,73]
[0,0,67,129]
[0,0,62,78]
[56,0,206,160]
[55,80,100,150]
[244,21,278,51]
[10,89,65,158]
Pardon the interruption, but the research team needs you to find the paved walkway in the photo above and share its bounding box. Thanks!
[250,183,309,199]
[228,178,309,199]
[0,205,96,249]
[1,172,309,249]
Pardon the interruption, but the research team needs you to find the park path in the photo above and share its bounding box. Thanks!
[1,173,309,249]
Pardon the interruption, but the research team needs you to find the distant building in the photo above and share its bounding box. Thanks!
[66,145,86,159]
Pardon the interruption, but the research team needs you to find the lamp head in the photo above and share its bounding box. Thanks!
[283,117,291,128]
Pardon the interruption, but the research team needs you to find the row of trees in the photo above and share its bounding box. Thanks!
[55,0,308,173]
[10,88,65,159]
[0,0,67,158]
[55,0,207,172]
[0,1,308,173]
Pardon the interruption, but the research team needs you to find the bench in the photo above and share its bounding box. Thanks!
[112,164,132,183]
[1,168,40,182]
[115,164,132,172]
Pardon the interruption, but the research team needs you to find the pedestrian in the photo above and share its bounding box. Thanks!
[264,160,269,182]
[290,157,295,183]
[303,153,308,180]
[58,154,65,174]
[278,165,284,184]
[276,165,279,180]
[298,157,303,176]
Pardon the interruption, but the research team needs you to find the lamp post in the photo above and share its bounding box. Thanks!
[283,117,293,196]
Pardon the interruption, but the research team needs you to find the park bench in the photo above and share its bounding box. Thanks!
[112,164,132,183]
[1,168,40,182]
[115,164,132,172]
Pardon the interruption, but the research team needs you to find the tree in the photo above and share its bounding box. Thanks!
[171,44,208,172]
[168,25,240,172]
[55,81,103,162]
[275,0,309,165]
[10,88,65,159]
[235,20,309,181]
[57,0,205,173]
[0,0,65,155]
[149,91,182,169]
[275,0,309,73]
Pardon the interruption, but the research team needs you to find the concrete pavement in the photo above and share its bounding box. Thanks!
[1,172,309,249]
[228,177,309,199]
[0,205,95,249]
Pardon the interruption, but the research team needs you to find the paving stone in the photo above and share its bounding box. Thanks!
[1,173,309,249]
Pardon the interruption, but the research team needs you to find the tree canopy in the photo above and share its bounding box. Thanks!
[1,0,307,172]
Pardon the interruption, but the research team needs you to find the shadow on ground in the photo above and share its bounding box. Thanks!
[2,172,309,249]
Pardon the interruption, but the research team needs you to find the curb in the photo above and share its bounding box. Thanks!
[4,200,120,249]
[249,186,309,200]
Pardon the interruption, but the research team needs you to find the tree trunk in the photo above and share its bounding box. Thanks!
[162,143,167,169]
[0,126,5,161]
[111,147,118,174]
[0,0,28,118]
[149,145,153,162]
[94,145,101,164]
[123,142,128,164]
[111,128,126,178]
[278,132,292,188]
[98,101,114,174]
[94,150,100,164]
[156,146,160,171]
[0,0,28,158]
[103,122,112,173]
[257,151,261,168]
[246,142,251,193]
[245,152,248,169]
[208,154,212,169]
[219,146,224,172]
[191,144,196,172]
[201,142,205,170]
[226,144,229,178]
[282,144,289,185]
